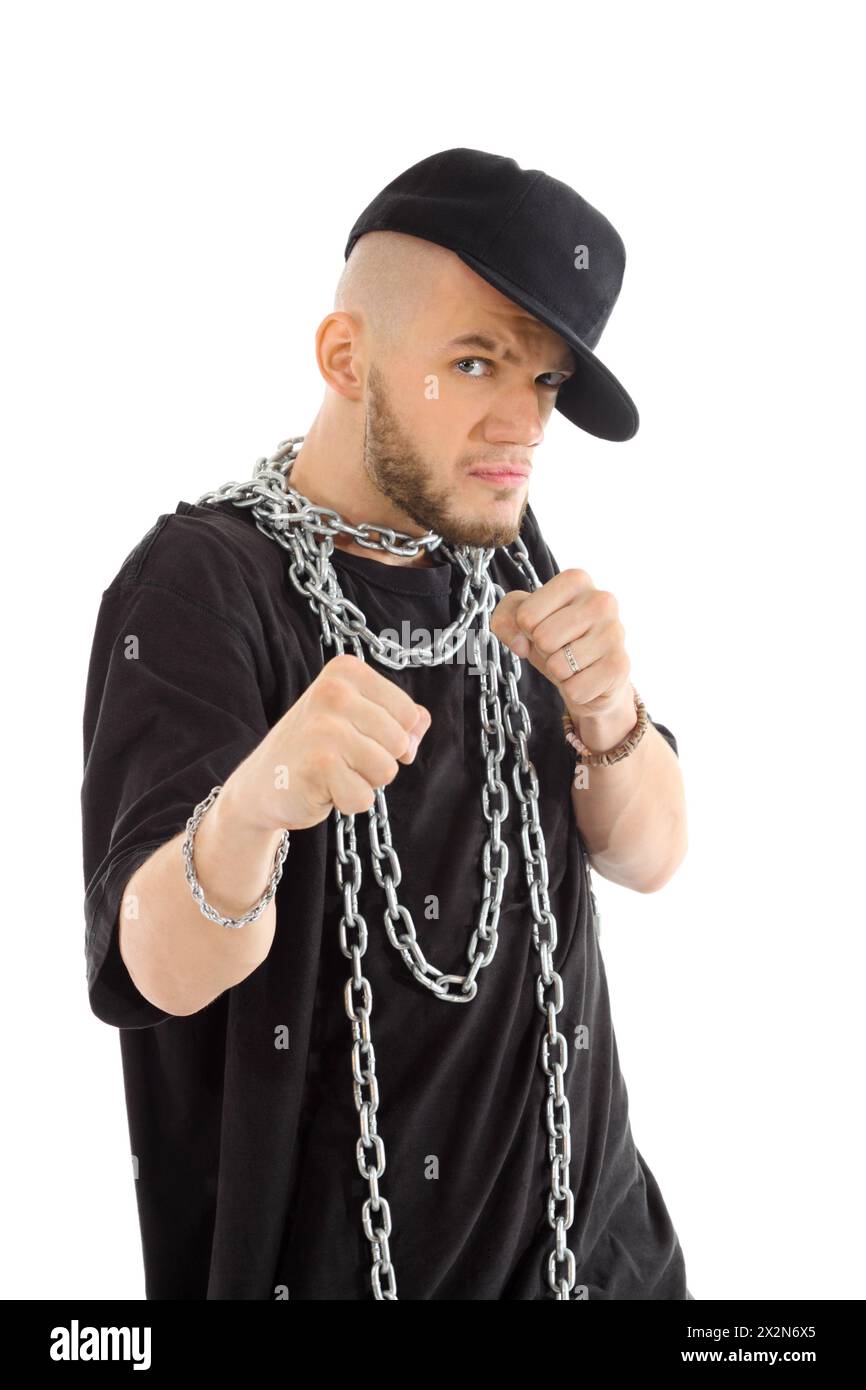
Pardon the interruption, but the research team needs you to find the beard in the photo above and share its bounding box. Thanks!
[361,361,528,548]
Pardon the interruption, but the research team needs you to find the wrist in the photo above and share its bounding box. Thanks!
[567,684,638,755]
[211,774,285,849]
[186,783,288,927]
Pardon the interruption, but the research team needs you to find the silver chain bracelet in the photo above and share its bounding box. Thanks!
[182,784,291,928]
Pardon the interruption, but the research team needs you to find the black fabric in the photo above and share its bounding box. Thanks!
[80,494,688,1300]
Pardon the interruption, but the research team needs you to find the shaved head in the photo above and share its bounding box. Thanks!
[333,230,456,358]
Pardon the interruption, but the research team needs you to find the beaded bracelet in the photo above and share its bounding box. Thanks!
[561,685,649,768]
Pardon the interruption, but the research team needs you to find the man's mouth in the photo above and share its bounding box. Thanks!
[468,468,530,486]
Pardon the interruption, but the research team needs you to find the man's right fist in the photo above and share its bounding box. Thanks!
[224,653,432,833]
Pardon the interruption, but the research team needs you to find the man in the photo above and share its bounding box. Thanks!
[81,148,691,1300]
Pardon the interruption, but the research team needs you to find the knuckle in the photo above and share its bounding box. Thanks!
[377,753,400,785]
[327,677,353,713]
[327,653,363,686]
[308,742,337,776]
[317,673,351,713]
[351,784,376,814]
[595,588,617,614]
[387,729,411,759]
[315,673,340,705]
[396,701,419,730]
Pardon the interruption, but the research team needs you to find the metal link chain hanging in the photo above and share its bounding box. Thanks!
[197,436,581,1300]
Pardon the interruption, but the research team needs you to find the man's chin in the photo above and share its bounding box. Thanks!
[393,482,527,549]
[453,497,527,549]
[439,515,524,549]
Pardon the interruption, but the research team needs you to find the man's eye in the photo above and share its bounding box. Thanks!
[454,358,569,390]
[454,357,490,377]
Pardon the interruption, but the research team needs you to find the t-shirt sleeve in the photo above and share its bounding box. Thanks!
[80,518,272,1029]
[519,503,679,759]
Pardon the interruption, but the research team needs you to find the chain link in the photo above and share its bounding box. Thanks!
[197,437,580,1300]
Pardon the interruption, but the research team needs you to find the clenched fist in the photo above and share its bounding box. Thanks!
[226,653,431,832]
[490,568,632,722]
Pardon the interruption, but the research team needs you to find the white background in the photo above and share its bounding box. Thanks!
[2,0,863,1300]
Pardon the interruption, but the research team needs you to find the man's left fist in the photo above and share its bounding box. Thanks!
[489,568,632,720]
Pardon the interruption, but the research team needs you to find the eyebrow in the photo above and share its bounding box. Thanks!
[444,332,576,373]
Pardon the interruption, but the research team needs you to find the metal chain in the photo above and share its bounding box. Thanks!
[182,784,291,927]
[197,437,580,1300]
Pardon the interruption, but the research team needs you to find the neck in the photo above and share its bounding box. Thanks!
[284,413,437,569]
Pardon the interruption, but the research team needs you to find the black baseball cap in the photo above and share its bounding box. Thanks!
[344,147,639,442]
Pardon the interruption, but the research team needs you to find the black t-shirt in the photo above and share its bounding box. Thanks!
[80,493,689,1300]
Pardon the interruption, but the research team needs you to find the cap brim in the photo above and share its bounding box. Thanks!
[454,249,639,442]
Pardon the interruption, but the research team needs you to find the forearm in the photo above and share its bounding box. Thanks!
[118,776,287,1016]
[569,698,688,893]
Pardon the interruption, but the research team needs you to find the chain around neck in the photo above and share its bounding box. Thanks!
[271,435,447,561]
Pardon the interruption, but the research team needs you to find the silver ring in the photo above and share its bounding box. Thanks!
[563,643,581,675]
